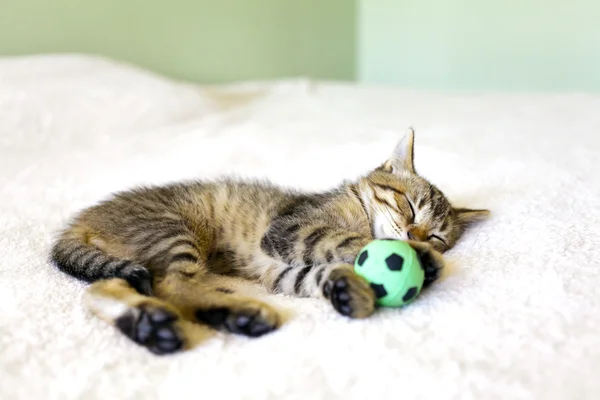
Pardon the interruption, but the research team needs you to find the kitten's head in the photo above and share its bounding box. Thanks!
[359,128,489,252]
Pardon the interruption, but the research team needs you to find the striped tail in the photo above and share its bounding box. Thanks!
[50,232,153,295]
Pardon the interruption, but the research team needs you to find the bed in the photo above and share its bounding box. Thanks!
[1,54,599,400]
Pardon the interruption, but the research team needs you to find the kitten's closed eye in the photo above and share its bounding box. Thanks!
[428,234,447,246]
[404,195,416,221]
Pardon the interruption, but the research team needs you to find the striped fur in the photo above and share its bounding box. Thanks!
[50,128,489,354]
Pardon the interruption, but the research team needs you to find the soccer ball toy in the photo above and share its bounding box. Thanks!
[354,240,425,307]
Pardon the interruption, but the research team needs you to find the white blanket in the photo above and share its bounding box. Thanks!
[1,55,599,400]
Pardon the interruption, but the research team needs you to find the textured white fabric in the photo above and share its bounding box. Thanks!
[1,55,599,400]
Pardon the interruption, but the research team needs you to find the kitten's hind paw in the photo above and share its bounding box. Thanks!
[116,304,184,355]
[195,299,280,338]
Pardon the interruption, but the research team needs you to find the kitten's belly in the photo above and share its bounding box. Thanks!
[207,244,281,285]
[209,221,272,279]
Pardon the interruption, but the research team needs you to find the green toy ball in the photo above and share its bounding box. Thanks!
[354,240,425,307]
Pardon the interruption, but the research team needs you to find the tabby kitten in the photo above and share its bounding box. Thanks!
[50,129,488,354]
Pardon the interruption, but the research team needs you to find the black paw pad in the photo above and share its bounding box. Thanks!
[116,306,183,355]
[195,307,277,338]
[226,310,277,337]
[329,277,353,316]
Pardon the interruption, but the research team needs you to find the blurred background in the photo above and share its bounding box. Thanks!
[1,0,599,92]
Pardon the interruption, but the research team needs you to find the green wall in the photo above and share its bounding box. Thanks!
[358,0,600,91]
[0,0,356,83]
[1,0,599,91]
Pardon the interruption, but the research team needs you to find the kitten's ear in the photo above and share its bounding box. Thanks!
[382,128,415,174]
[454,208,490,227]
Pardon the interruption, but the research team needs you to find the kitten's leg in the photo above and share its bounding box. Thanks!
[86,272,281,355]
[85,278,186,355]
[264,228,377,318]
[302,233,445,299]
[87,254,279,355]
[264,228,444,318]
[262,226,376,318]
[154,267,281,337]
[307,242,444,317]
[330,235,445,284]
[270,261,375,318]
[138,220,280,336]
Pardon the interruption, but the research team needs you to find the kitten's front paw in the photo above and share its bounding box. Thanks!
[324,267,375,319]
[406,240,445,287]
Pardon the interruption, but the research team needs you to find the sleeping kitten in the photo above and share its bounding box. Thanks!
[50,129,488,354]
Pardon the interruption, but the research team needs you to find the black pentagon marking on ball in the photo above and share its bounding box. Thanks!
[385,253,404,271]
[370,283,388,299]
[402,287,418,302]
[356,250,369,266]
